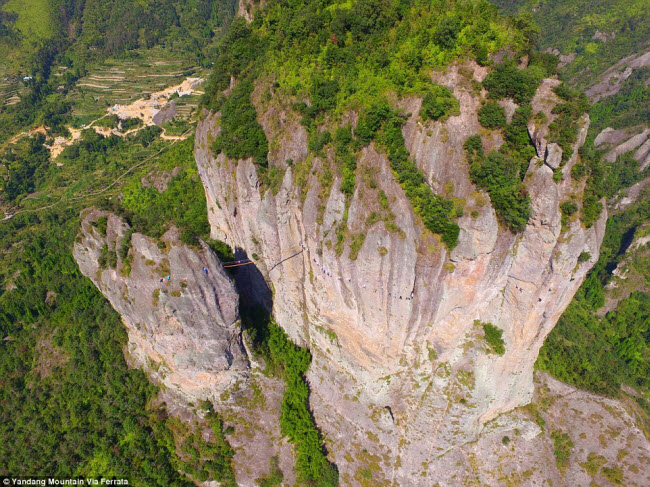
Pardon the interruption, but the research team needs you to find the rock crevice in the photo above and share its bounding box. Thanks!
[193,66,608,481]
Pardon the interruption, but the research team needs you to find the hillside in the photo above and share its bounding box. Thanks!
[0,0,649,486]
[0,1,243,484]
[492,0,650,423]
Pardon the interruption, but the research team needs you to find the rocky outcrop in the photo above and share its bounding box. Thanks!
[604,129,649,163]
[73,209,247,400]
[545,142,563,169]
[388,372,650,486]
[194,62,609,483]
[73,209,296,485]
[528,78,562,159]
[586,49,650,103]
[594,126,650,167]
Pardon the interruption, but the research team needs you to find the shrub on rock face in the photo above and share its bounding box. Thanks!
[480,322,506,355]
[420,85,460,122]
[468,148,531,232]
[478,101,507,129]
[482,62,541,104]
[560,201,578,216]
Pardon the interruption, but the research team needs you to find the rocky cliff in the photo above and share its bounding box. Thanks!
[73,209,296,485]
[193,62,612,482]
[73,209,247,399]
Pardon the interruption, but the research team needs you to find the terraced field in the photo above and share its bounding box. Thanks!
[0,77,23,106]
[65,47,209,127]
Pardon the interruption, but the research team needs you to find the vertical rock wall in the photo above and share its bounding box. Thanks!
[194,64,607,481]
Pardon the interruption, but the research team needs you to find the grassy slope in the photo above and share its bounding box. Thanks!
[1,0,56,71]
[2,0,54,40]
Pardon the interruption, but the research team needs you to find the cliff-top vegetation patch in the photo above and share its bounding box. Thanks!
[202,0,541,250]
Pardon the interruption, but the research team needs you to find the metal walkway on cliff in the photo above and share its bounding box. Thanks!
[218,243,415,300]
[220,244,304,268]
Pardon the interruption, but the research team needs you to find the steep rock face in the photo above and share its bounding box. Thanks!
[392,372,650,487]
[194,63,607,482]
[73,209,247,399]
[73,209,296,485]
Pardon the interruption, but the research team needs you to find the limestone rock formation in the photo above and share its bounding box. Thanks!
[395,372,650,486]
[545,142,563,169]
[73,209,296,485]
[585,49,650,103]
[73,209,247,399]
[194,62,610,482]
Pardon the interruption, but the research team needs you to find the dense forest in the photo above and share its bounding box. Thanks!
[0,0,648,484]
[0,1,241,484]
[493,0,649,89]
[0,136,238,484]
[1,0,239,69]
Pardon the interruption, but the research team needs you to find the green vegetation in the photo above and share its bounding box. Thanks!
[537,188,650,413]
[560,200,578,228]
[2,0,238,72]
[212,80,268,167]
[121,139,212,244]
[464,135,531,232]
[575,133,649,228]
[482,60,542,104]
[583,453,607,476]
[462,56,553,231]
[420,85,460,122]
[548,84,589,163]
[601,466,625,485]
[0,209,195,484]
[244,307,339,486]
[550,430,574,472]
[493,0,650,90]
[478,101,507,130]
[201,0,541,249]
[0,0,237,145]
[256,456,284,487]
[479,321,506,355]
[589,67,650,134]
[0,133,50,202]
[161,404,236,486]
[0,101,234,484]
[358,102,460,248]
[2,0,54,44]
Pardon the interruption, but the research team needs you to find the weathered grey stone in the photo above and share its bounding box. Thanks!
[528,78,562,159]
[605,129,649,163]
[193,65,611,483]
[73,209,295,486]
[73,209,246,399]
[634,138,650,170]
[586,49,650,102]
[545,142,563,169]
[594,126,628,147]
[592,30,616,43]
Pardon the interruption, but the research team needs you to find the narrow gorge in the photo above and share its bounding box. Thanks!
[69,1,650,485]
